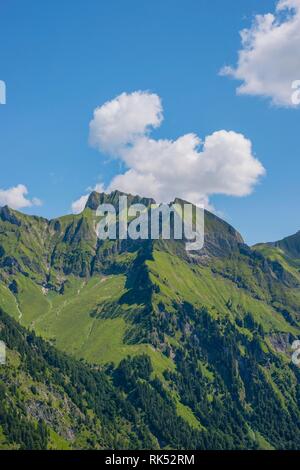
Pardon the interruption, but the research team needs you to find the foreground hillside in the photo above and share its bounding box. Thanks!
[0,309,209,449]
[1,191,300,449]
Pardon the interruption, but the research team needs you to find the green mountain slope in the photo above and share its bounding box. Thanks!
[0,308,204,450]
[254,231,300,282]
[1,191,300,449]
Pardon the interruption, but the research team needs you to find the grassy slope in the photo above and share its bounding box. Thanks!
[0,273,173,377]
[0,348,90,449]
[148,250,298,335]
[1,243,298,381]
[254,243,300,282]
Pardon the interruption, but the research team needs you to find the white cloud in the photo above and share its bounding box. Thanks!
[106,131,265,207]
[221,0,300,107]
[89,91,163,154]
[32,197,43,207]
[72,183,105,214]
[82,91,265,210]
[0,184,42,210]
[73,91,265,212]
[71,194,89,214]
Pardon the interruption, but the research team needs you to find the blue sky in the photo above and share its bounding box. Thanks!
[0,0,299,245]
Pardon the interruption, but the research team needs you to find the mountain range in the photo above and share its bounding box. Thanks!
[0,190,300,449]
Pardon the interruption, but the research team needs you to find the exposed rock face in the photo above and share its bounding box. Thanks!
[0,206,22,226]
[268,333,292,354]
[26,400,76,441]
[85,190,155,211]
[273,231,300,259]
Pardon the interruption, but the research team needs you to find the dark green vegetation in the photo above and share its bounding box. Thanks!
[0,190,300,449]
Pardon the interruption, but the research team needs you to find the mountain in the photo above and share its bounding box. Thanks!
[1,191,300,449]
[254,231,300,284]
[0,308,204,450]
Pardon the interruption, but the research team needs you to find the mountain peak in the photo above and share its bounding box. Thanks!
[273,230,300,258]
[85,190,156,211]
[83,190,244,256]
[0,205,21,226]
